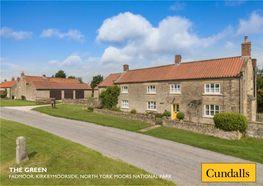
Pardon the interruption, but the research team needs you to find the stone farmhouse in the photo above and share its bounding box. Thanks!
[13,72,92,101]
[0,77,17,99]
[106,37,257,124]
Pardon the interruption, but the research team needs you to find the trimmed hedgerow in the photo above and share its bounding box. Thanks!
[176,112,185,120]
[163,111,171,117]
[213,112,248,132]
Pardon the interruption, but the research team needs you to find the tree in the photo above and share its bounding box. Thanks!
[257,68,263,112]
[257,68,263,90]
[68,76,84,83]
[68,76,76,79]
[91,75,103,89]
[55,70,66,78]
[99,85,120,109]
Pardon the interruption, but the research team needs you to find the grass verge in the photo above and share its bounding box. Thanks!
[0,99,61,107]
[33,104,263,164]
[0,119,174,185]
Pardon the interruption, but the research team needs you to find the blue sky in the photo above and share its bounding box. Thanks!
[1,1,263,83]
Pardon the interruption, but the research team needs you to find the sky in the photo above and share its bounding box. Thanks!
[1,0,263,83]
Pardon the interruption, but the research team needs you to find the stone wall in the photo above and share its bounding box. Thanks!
[247,121,263,139]
[93,109,156,125]
[62,99,98,107]
[36,97,53,104]
[256,113,263,122]
[162,117,243,140]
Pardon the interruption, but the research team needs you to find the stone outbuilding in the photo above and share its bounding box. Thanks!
[0,77,17,99]
[14,72,92,101]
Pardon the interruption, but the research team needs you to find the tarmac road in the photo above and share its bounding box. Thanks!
[1,107,263,185]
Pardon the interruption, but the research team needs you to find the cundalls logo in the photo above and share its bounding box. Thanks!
[201,163,256,182]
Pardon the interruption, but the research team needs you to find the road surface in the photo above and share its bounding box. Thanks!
[1,107,262,185]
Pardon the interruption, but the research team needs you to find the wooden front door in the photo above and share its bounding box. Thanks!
[172,104,180,120]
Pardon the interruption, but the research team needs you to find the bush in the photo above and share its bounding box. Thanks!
[99,85,120,109]
[87,107,94,112]
[0,89,7,98]
[111,106,121,112]
[213,112,248,132]
[21,95,26,100]
[130,109,137,114]
[163,111,171,117]
[155,113,163,118]
[176,112,185,120]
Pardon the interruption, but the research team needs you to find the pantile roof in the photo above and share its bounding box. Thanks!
[99,73,121,87]
[31,81,92,90]
[25,76,79,84]
[115,57,244,83]
[0,81,16,88]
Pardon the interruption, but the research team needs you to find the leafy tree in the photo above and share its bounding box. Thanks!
[99,85,120,109]
[257,68,263,90]
[68,76,76,79]
[91,75,103,89]
[55,70,66,78]
[258,89,263,112]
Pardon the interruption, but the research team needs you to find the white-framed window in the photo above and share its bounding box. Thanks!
[170,84,181,93]
[122,100,129,108]
[204,105,220,117]
[147,85,156,93]
[147,101,157,110]
[121,86,128,93]
[205,83,220,94]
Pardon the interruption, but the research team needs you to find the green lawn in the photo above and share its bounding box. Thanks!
[33,104,152,131]
[1,119,174,185]
[0,99,38,107]
[33,104,263,164]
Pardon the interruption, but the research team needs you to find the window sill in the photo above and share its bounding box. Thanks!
[122,107,129,109]
[203,115,214,118]
[146,109,157,112]
[146,93,157,95]
[121,92,128,94]
[202,93,222,96]
[170,92,181,95]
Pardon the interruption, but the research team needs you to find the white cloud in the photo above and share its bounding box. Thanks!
[224,41,236,49]
[61,54,83,66]
[0,27,32,40]
[170,2,186,11]
[40,28,85,42]
[97,12,232,68]
[48,60,59,64]
[225,0,246,6]
[85,57,100,63]
[236,11,263,35]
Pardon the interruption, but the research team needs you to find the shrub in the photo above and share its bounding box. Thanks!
[213,112,248,132]
[0,89,7,98]
[87,107,94,112]
[155,113,163,118]
[130,109,137,114]
[176,112,185,120]
[111,106,121,112]
[163,111,171,117]
[99,85,120,109]
[21,95,26,100]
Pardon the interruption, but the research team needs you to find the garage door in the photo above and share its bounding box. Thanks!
[50,90,61,100]
[76,90,84,99]
[64,90,73,99]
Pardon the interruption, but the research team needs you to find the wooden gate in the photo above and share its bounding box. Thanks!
[50,90,61,100]
[64,90,74,99]
[76,90,84,99]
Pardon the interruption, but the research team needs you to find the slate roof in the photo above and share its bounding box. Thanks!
[115,56,244,83]
[99,73,122,87]
[31,81,92,90]
[0,81,16,88]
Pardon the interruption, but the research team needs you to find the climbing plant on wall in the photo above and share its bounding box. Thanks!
[187,99,202,122]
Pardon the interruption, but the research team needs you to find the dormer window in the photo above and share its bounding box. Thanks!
[205,83,220,94]
[147,85,156,93]
[121,86,128,93]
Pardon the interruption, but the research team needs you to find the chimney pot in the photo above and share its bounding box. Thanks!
[12,77,15,81]
[241,36,251,57]
[43,74,46,78]
[4,79,7,82]
[175,55,181,65]
[123,64,129,71]
[21,71,25,76]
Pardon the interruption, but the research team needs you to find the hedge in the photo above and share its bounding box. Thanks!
[213,112,248,132]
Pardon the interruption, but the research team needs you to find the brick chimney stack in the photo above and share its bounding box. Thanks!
[242,36,251,57]
[175,55,181,66]
[12,77,15,81]
[123,64,129,71]
[21,71,25,77]
[4,79,7,82]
